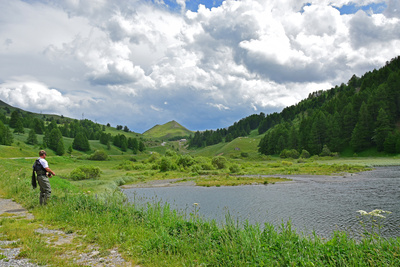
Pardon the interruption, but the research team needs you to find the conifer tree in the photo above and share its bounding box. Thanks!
[373,108,392,151]
[9,110,20,128]
[0,121,13,145]
[73,132,90,151]
[49,128,63,151]
[13,119,25,134]
[32,118,44,134]
[56,138,65,155]
[27,129,38,145]
[351,102,372,152]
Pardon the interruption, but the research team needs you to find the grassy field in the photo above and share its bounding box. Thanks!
[1,128,400,265]
[0,153,399,266]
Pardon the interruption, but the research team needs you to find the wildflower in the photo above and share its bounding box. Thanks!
[357,209,392,218]
[357,210,368,216]
[193,203,198,206]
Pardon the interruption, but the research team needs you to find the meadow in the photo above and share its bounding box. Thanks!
[1,143,400,265]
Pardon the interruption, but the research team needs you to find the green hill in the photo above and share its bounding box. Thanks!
[143,120,193,140]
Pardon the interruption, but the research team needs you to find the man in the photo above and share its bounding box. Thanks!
[34,150,56,205]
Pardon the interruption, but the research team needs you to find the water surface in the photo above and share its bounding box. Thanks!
[123,167,400,238]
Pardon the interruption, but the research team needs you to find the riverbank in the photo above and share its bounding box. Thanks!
[1,157,399,266]
[1,173,399,265]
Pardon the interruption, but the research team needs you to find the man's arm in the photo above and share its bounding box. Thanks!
[45,167,55,176]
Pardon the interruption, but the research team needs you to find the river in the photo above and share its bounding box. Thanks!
[122,166,400,239]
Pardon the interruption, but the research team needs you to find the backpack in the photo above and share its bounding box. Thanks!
[32,159,45,189]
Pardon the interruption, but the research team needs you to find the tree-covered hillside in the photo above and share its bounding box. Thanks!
[0,103,145,155]
[187,56,400,156]
[258,56,400,156]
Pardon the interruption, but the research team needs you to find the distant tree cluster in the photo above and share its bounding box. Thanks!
[111,133,145,153]
[0,121,13,145]
[188,113,265,148]
[259,56,400,156]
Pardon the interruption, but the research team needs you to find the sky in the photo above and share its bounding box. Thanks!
[0,0,400,133]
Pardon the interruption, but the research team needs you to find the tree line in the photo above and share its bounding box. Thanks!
[259,56,400,156]
[188,113,265,148]
[0,109,146,155]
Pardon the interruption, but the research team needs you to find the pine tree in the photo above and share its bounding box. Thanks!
[373,108,392,151]
[32,118,44,134]
[351,102,372,152]
[49,128,63,151]
[26,129,38,145]
[0,121,13,145]
[13,119,25,134]
[9,110,20,128]
[138,141,145,152]
[73,132,90,151]
[56,139,65,155]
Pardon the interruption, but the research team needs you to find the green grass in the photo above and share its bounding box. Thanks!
[0,159,399,266]
[1,128,400,265]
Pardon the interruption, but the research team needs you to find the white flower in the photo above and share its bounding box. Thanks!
[357,210,368,216]
[357,209,391,217]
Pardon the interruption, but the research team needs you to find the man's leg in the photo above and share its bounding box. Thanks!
[37,175,51,205]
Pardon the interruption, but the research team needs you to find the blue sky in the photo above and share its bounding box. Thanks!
[0,0,399,133]
[336,2,387,14]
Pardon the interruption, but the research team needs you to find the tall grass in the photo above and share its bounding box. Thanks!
[1,161,399,266]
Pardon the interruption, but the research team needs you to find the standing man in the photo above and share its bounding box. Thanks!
[34,150,55,205]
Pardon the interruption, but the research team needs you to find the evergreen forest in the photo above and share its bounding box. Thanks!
[188,56,400,157]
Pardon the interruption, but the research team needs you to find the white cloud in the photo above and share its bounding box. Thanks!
[208,103,230,110]
[0,78,75,114]
[0,0,400,132]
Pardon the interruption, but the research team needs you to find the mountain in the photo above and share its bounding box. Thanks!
[143,120,193,140]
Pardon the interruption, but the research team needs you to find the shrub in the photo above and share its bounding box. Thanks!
[159,157,177,172]
[88,150,109,161]
[300,149,310,158]
[319,145,332,157]
[281,161,293,166]
[229,164,240,173]
[177,154,194,167]
[147,152,161,163]
[212,156,227,169]
[70,166,101,180]
[280,149,299,159]
[240,152,249,158]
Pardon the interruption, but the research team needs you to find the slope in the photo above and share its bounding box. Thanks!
[143,120,193,140]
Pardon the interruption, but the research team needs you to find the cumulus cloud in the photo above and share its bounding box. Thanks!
[1,0,400,132]
[0,78,75,113]
[349,10,400,49]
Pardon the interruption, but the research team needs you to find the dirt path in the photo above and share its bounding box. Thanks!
[0,198,132,266]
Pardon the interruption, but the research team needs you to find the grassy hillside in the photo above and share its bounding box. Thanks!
[143,120,193,140]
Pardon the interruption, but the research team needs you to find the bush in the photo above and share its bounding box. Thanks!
[88,150,109,161]
[319,145,332,157]
[300,149,310,158]
[159,157,177,172]
[212,156,227,169]
[70,166,101,180]
[280,149,299,159]
[177,154,194,167]
[240,152,249,158]
[147,152,161,163]
[229,164,240,173]
[281,161,293,166]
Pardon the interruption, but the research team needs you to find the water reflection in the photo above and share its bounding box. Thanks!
[123,167,400,238]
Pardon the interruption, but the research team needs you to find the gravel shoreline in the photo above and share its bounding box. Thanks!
[0,198,132,266]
